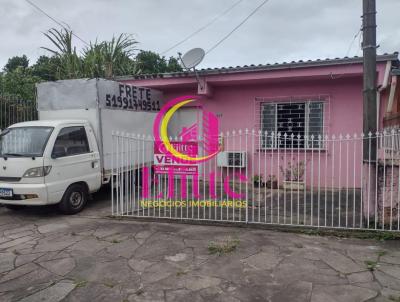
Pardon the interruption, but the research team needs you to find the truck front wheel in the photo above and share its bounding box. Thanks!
[59,184,88,215]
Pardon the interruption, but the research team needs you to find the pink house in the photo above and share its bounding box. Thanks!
[119,53,400,189]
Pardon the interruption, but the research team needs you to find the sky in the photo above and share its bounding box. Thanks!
[0,0,399,70]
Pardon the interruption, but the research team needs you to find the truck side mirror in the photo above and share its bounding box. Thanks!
[51,147,66,159]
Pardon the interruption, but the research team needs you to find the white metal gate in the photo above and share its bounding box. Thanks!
[111,129,400,232]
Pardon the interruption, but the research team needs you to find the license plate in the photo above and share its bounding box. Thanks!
[0,188,13,198]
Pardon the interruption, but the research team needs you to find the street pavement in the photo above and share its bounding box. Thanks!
[0,190,400,302]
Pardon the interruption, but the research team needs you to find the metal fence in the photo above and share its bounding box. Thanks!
[111,129,400,232]
[381,126,400,159]
[0,95,37,130]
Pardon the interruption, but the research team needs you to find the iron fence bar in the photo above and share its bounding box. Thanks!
[110,130,400,232]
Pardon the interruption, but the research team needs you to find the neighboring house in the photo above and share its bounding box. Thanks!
[383,68,400,128]
[118,53,400,188]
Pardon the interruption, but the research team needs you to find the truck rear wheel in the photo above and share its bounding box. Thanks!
[59,184,87,215]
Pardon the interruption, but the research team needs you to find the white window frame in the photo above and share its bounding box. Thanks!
[260,100,325,150]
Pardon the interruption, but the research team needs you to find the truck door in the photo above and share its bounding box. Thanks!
[44,125,101,203]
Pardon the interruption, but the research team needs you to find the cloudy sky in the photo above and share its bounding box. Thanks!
[1,0,399,69]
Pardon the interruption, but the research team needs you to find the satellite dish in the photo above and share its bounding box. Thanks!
[180,48,205,69]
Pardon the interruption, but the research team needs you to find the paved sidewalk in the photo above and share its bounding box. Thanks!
[0,201,400,302]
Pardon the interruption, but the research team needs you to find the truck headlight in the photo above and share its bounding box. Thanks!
[23,166,52,178]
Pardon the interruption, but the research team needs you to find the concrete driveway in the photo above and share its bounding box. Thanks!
[0,191,400,302]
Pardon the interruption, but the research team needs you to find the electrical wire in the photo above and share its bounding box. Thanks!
[330,26,363,80]
[345,27,362,57]
[161,0,244,55]
[24,0,89,46]
[206,0,270,54]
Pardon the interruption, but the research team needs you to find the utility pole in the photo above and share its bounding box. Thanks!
[362,0,377,160]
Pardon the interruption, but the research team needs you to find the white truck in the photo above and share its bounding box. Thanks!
[0,79,162,214]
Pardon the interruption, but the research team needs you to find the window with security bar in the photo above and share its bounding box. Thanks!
[261,101,324,149]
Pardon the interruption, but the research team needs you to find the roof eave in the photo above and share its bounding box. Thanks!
[117,53,399,81]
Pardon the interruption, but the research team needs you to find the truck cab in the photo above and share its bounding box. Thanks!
[0,120,101,214]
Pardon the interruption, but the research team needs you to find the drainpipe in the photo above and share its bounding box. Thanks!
[386,75,398,115]
[377,91,380,131]
[377,60,393,131]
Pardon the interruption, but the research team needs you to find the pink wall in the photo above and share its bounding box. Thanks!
[122,61,390,188]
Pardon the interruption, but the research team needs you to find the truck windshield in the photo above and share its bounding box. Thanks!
[0,127,54,157]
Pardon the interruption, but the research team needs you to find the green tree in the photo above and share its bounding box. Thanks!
[102,34,138,78]
[136,50,167,74]
[136,50,182,74]
[42,27,140,79]
[0,67,40,100]
[42,27,83,79]
[31,55,60,81]
[1,27,181,91]
[82,34,139,78]
[3,55,29,72]
[82,42,105,78]
[166,56,182,72]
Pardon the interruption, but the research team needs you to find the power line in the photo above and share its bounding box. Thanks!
[24,0,89,46]
[330,26,363,80]
[161,0,244,55]
[345,26,362,57]
[206,0,270,54]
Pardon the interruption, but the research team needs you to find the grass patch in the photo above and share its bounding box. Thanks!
[103,281,116,288]
[377,250,387,257]
[281,228,400,241]
[365,260,378,271]
[294,242,304,248]
[176,270,188,277]
[208,238,240,256]
[111,239,121,244]
[74,280,88,288]
[108,215,124,220]
[389,295,400,302]
[105,214,400,242]
[375,232,398,241]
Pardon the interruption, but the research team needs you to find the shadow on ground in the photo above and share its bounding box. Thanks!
[0,186,112,218]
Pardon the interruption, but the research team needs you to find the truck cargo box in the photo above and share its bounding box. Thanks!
[36,78,163,175]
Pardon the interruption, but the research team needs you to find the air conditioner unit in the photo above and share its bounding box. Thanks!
[217,151,247,168]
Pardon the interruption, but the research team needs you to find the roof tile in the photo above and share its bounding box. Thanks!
[117,53,399,81]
